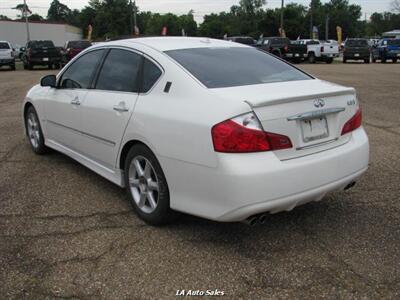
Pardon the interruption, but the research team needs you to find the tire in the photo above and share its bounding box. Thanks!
[28,62,33,70]
[372,58,376,63]
[343,58,347,63]
[48,64,53,69]
[25,106,49,154]
[393,59,397,63]
[124,144,176,225]
[10,64,16,71]
[308,53,316,64]
[364,58,370,64]
[326,57,333,64]
[382,58,386,63]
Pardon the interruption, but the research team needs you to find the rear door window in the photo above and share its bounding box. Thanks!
[141,58,162,93]
[95,49,142,93]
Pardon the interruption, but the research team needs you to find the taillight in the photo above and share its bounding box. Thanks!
[284,45,289,53]
[321,46,324,53]
[341,109,362,135]
[211,112,292,153]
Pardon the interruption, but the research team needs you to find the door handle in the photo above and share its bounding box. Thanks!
[71,97,80,105]
[113,102,129,112]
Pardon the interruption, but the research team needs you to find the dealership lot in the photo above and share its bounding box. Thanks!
[0,63,399,299]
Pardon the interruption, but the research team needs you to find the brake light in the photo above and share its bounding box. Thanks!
[284,45,289,52]
[211,112,292,153]
[341,109,362,135]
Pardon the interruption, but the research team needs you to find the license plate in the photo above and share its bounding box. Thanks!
[295,53,300,57]
[301,117,329,143]
[43,57,49,61]
[354,53,360,57]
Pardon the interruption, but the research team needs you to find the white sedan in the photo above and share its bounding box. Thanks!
[23,37,369,225]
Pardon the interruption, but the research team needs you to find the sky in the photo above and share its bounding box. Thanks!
[0,0,395,23]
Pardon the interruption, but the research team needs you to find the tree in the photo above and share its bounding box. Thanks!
[28,14,44,21]
[0,15,11,20]
[47,0,72,22]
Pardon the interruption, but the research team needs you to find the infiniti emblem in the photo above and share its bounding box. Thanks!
[314,99,325,108]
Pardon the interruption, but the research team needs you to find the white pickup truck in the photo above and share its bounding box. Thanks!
[295,39,340,64]
[0,41,16,70]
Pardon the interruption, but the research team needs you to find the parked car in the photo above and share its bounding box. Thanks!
[0,41,16,70]
[371,39,400,63]
[256,37,307,63]
[343,39,370,63]
[22,37,369,225]
[61,40,92,64]
[22,40,62,70]
[227,36,256,46]
[294,39,339,64]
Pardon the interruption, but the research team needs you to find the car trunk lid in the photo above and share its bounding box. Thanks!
[211,79,358,160]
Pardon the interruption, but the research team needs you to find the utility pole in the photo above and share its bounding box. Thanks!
[280,0,284,37]
[325,14,329,41]
[133,0,137,34]
[310,1,313,39]
[129,0,133,35]
[24,0,30,42]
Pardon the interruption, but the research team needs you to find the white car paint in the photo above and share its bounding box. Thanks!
[23,37,369,222]
[297,39,340,60]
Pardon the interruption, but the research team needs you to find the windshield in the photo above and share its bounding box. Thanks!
[165,47,311,88]
[67,41,92,49]
[0,42,10,49]
[388,39,400,46]
[346,39,368,47]
[32,41,55,48]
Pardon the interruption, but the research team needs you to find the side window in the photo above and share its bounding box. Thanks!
[95,49,141,93]
[142,58,162,93]
[60,49,104,89]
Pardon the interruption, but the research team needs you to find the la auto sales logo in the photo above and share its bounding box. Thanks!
[176,289,225,297]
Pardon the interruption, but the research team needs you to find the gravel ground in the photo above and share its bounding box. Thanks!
[0,62,399,299]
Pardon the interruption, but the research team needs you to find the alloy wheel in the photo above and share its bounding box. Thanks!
[27,112,40,149]
[128,156,160,214]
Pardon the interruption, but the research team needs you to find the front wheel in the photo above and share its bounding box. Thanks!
[124,144,176,225]
[25,106,49,154]
[308,53,316,64]
[325,57,333,64]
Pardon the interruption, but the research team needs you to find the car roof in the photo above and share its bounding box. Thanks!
[102,37,249,52]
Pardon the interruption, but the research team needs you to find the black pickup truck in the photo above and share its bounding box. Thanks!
[22,40,62,70]
[256,37,307,63]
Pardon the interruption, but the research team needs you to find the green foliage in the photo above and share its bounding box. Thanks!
[0,15,11,20]
[47,0,71,22]
[28,14,44,21]
[366,12,400,36]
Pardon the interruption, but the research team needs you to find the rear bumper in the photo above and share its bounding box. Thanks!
[344,54,370,60]
[29,57,61,64]
[162,127,369,222]
[0,58,15,65]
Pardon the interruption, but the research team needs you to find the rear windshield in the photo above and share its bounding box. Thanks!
[388,39,400,46]
[67,41,92,49]
[0,42,10,49]
[165,47,311,88]
[31,41,55,48]
[346,39,368,47]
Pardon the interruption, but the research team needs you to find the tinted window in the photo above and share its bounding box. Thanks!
[142,58,162,93]
[96,49,141,92]
[67,41,92,49]
[31,40,55,48]
[0,42,10,49]
[60,49,104,89]
[388,39,400,46]
[165,47,311,88]
[346,39,368,47]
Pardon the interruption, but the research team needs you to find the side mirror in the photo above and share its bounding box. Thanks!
[40,75,57,88]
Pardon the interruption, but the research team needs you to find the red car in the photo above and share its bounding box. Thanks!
[62,40,92,64]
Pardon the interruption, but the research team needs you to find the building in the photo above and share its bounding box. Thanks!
[0,20,83,47]
[382,29,400,39]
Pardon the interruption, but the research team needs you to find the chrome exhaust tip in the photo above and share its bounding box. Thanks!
[243,216,258,226]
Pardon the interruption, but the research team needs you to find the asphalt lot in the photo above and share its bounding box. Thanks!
[1,62,399,299]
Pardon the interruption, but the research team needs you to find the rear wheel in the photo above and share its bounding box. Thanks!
[124,144,176,225]
[326,57,333,64]
[308,53,316,64]
[343,58,347,63]
[48,64,53,69]
[10,64,16,70]
[28,62,33,70]
[393,59,397,63]
[364,58,370,64]
[25,106,49,154]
